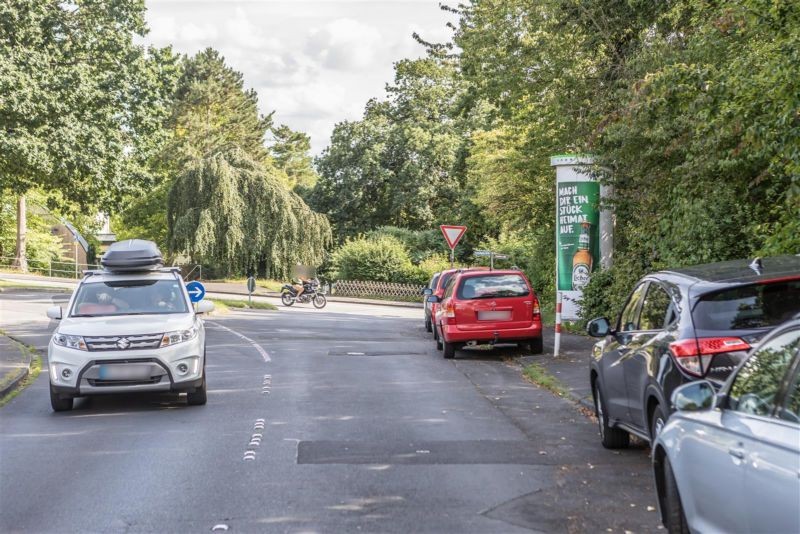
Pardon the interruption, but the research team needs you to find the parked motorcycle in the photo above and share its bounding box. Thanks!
[280,278,327,308]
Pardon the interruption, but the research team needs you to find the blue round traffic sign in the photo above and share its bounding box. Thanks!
[186,281,206,303]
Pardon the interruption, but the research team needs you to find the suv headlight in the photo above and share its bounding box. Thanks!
[52,333,87,351]
[160,327,198,347]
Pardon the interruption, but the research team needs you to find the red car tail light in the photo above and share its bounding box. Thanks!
[669,337,750,376]
[532,297,541,319]
[444,301,455,319]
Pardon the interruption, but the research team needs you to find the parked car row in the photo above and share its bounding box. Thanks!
[422,267,544,359]
[586,255,800,533]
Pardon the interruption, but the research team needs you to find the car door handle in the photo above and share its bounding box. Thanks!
[728,448,745,460]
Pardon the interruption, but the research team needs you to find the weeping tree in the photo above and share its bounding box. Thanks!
[168,149,331,278]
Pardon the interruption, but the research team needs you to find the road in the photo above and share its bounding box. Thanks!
[0,289,659,533]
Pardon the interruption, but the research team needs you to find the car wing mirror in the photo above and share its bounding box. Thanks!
[426,295,440,304]
[195,300,215,314]
[423,288,433,296]
[46,306,62,320]
[587,317,612,337]
[671,380,716,412]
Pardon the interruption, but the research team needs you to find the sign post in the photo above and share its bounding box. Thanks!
[247,276,256,306]
[440,225,467,268]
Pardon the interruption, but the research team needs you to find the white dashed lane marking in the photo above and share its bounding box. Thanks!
[207,321,271,362]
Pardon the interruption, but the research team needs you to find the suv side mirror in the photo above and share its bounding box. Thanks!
[196,300,215,314]
[46,306,62,320]
[422,288,433,296]
[587,317,612,337]
[426,295,440,304]
[672,380,716,412]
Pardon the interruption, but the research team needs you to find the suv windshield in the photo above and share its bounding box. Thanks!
[71,279,189,317]
[457,274,530,299]
[693,279,800,330]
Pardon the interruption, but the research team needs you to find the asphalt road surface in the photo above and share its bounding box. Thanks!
[1,290,660,533]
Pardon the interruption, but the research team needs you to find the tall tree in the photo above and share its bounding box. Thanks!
[164,50,331,275]
[166,48,273,165]
[168,150,330,277]
[311,56,470,240]
[0,1,174,268]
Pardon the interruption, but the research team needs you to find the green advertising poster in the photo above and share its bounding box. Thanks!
[556,181,600,291]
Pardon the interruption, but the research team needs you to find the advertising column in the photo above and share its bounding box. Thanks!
[551,155,600,320]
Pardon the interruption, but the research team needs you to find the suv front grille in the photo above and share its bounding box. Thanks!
[84,334,163,352]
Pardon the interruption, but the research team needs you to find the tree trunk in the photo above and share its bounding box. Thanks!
[12,194,28,272]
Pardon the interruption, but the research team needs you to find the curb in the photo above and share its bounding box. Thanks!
[0,336,33,399]
[519,354,595,413]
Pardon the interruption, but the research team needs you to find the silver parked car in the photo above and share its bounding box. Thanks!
[652,318,800,533]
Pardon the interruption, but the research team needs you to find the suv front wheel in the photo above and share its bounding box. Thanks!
[186,376,207,406]
[50,385,73,412]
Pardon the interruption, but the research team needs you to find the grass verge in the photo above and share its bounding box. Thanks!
[522,362,570,399]
[210,298,277,311]
[214,278,285,292]
[0,335,42,408]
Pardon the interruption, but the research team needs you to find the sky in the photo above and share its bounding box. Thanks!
[143,1,457,154]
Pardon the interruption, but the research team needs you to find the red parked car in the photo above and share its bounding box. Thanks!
[423,268,460,336]
[429,269,543,359]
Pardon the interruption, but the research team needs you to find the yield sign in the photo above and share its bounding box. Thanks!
[440,225,467,250]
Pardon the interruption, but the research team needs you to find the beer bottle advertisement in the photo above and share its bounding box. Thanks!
[556,181,600,291]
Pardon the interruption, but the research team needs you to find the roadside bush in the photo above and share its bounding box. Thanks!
[579,257,651,325]
[331,235,415,283]
[365,226,445,263]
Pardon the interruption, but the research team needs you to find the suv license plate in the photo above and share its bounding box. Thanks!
[98,364,151,380]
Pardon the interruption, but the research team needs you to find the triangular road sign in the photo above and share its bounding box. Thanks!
[440,225,467,250]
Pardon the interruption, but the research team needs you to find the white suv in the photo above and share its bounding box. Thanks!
[46,240,213,411]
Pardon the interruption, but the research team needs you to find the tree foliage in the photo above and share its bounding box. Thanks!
[269,124,319,195]
[0,0,174,211]
[157,50,331,275]
[311,57,474,240]
[168,150,330,278]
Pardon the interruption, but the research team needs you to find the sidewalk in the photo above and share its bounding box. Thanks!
[520,332,596,411]
[0,334,32,398]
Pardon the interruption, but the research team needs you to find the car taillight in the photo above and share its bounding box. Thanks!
[669,337,750,377]
[445,302,455,318]
[532,297,540,319]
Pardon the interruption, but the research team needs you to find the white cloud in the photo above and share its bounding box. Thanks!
[305,18,382,71]
[143,1,457,153]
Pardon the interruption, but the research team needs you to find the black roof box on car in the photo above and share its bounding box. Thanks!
[100,239,164,272]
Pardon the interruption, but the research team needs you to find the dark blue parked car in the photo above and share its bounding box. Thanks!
[587,255,800,448]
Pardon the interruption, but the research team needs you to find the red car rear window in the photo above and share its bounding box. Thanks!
[457,274,530,300]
